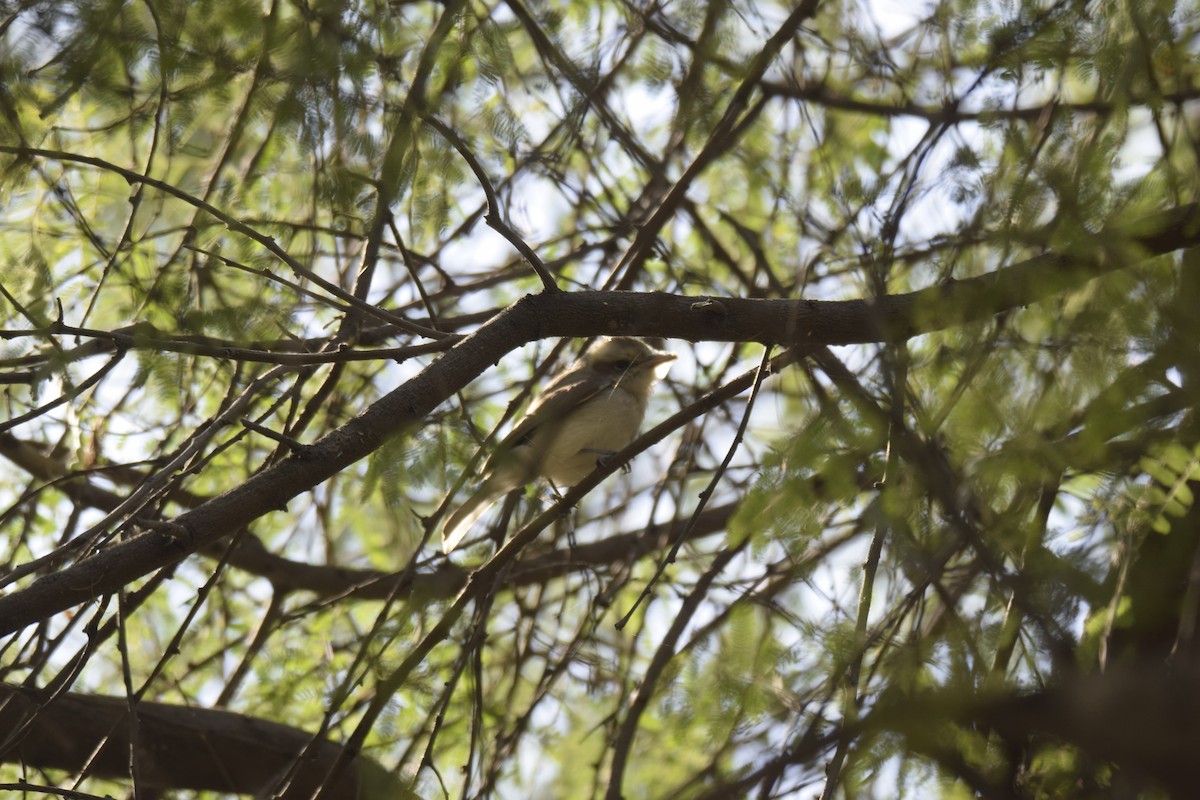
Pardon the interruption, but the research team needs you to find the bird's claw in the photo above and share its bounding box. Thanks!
[583,448,628,473]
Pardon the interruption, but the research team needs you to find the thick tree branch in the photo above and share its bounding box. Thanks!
[0,684,409,799]
[0,428,736,599]
[701,659,1200,798]
[0,202,1197,634]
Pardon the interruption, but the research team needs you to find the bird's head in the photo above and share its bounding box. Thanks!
[584,337,677,387]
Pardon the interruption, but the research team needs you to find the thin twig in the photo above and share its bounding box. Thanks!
[616,344,775,630]
[0,145,446,340]
[420,113,559,293]
[0,349,126,435]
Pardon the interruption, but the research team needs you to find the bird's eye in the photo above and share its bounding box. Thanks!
[612,360,633,370]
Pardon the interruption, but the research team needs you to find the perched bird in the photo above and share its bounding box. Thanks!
[441,337,676,554]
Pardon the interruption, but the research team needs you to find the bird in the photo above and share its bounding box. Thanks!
[441,337,676,554]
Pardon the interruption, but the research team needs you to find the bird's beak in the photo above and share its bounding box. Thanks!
[640,352,677,378]
[641,352,677,368]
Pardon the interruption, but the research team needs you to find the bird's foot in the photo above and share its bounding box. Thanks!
[582,448,629,473]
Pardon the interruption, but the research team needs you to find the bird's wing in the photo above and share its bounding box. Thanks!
[490,372,612,458]
[445,374,607,553]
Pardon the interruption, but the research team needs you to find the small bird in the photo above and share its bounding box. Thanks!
[441,337,676,554]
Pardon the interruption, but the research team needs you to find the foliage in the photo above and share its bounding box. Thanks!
[1,0,1199,798]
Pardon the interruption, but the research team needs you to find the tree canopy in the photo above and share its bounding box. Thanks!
[2,0,1199,797]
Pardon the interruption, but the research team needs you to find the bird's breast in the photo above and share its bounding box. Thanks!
[533,387,646,486]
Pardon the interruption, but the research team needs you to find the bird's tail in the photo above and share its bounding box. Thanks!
[441,484,506,554]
